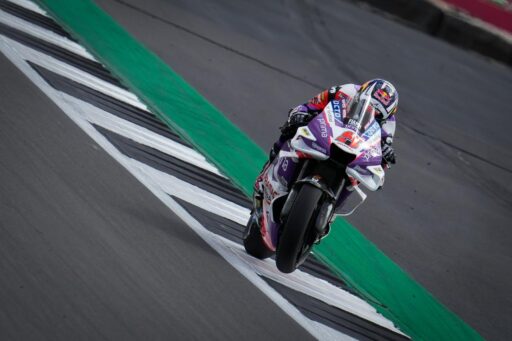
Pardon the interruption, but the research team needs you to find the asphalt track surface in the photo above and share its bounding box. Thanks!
[95,0,512,340]
[0,52,314,340]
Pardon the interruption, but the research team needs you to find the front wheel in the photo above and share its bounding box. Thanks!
[276,184,324,273]
[243,213,274,259]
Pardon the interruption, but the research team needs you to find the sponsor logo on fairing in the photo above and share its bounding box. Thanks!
[337,131,362,149]
[263,174,278,202]
[362,145,380,161]
[318,118,329,138]
[332,101,342,120]
[281,158,289,171]
[348,119,358,127]
[362,121,380,138]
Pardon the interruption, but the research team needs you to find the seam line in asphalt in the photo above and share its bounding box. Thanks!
[111,0,324,90]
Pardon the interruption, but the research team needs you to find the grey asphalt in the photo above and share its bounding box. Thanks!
[95,0,512,340]
[0,53,314,340]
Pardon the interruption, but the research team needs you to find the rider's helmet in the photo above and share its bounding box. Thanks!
[351,79,398,121]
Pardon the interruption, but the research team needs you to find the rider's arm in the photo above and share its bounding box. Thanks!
[284,86,340,133]
[380,115,397,166]
[286,86,341,123]
[303,85,341,113]
[380,115,396,144]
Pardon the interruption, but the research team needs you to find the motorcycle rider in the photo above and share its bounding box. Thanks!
[254,78,398,207]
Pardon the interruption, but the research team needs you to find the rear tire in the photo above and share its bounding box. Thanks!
[276,184,323,273]
[243,213,274,259]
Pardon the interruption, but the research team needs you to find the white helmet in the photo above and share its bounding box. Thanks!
[355,79,399,120]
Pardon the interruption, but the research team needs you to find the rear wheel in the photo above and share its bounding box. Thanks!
[243,213,274,259]
[276,184,323,273]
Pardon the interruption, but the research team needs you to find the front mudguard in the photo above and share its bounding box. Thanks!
[295,177,336,200]
[280,176,335,237]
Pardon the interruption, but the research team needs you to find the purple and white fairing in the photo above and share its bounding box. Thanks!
[259,100,385,250]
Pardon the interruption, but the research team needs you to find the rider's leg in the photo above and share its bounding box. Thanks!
[254,133,291,194]
[269,133,289,162]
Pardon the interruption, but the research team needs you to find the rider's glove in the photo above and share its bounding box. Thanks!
[382,137,396,165]
[280,105,312,136]
[288,105,312,126]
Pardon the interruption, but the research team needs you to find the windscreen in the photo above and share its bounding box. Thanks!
[344,94,377,134]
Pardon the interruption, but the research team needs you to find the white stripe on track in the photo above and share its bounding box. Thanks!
[60,93,224,177]
[230,242,400,330]
[131,159,249,225]
[0,9,95,60]
[7,0,49,16]
[0,27,406,339]
[205,226,403,333]
[1,37,148,111]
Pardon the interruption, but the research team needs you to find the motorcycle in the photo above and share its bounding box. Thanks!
[243,95,386,273]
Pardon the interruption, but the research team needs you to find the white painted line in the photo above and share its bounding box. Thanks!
[7,0,49,16]
[0,36,148,111]
[229,242,405,332]
[60,93,224,176]
[0,34,406,339]
[132,160,249,225]
[0,9,95,60]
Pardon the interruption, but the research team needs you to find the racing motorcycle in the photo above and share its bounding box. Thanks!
[243,95,386,273]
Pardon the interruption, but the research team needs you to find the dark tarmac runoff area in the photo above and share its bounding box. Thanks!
[96,0,512,339]
[0,53,313,340]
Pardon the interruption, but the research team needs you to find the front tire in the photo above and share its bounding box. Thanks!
[243,213,274,259]
[276,184,323,273]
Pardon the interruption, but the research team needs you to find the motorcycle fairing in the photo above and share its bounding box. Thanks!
[289,101,385,190]
[259,100,386,250]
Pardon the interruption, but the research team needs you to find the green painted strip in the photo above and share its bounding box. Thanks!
[36,1,483,340]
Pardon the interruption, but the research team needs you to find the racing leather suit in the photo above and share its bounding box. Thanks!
[278,83,396,162]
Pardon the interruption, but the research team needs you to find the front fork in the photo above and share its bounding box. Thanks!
[314,177,347,243]
[282,182,344,243]
[286,159,349,243]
